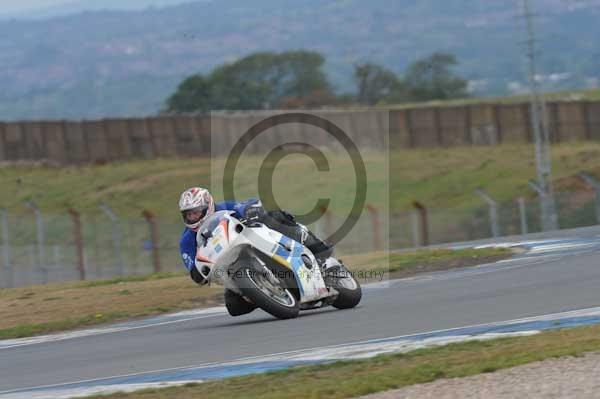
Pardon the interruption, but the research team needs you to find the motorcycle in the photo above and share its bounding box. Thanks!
[194,210,362,319]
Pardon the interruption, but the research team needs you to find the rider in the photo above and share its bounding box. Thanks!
[178,187,335,316]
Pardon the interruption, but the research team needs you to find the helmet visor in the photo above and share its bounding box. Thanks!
[181,206,209,225]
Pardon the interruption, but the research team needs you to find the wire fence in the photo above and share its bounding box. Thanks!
[1,188,600,288]
[0,206,387,289]
[0,209,182,288]
[389,189,600,249]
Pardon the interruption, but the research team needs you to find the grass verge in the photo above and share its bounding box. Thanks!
[0,274,223,339]
[84,323,600,399]
[3,143,600,219]
[0,247,511,339]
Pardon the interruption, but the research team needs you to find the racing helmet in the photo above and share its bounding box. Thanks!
[178,187,215,230]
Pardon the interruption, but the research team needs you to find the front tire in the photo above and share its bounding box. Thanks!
[233,261,300,319]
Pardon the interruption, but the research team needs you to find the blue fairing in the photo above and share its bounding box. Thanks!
[179,198,261,271]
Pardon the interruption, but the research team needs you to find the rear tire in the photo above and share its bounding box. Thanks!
[325,265,362,309]
[233,260,300,319]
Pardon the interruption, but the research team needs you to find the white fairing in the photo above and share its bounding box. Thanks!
[195,211,331,303]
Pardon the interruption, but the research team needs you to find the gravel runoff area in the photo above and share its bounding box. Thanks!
[359,351,600,399]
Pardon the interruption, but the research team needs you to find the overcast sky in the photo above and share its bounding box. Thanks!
[1,0,73,13]
[1,0,197,16]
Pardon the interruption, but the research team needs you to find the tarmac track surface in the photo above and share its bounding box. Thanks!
[1,235,600,394]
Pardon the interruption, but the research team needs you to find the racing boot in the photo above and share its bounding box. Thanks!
[224,289,257,316]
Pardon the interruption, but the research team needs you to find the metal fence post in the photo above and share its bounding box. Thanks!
[475,188,500,238]
[411,201,429,247]
[529,179,560,231]
[142,210,161,273]
[319,205,333,239]
[24,201,47,284]
[518,197,529,235]
[53,245,61,272]
[68,208,86,280]
[100,204,124,276]
[366,204,382,252]
[579,172,600,224]
[1,208,13,288]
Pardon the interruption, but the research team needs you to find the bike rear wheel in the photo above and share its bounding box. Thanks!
[325,265,362,309]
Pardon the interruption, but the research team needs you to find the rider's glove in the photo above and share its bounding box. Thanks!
[243,205,265,226]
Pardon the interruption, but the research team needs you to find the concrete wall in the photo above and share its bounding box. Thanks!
[1,101,598,164]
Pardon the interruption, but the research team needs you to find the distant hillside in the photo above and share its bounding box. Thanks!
[0,0,599,120]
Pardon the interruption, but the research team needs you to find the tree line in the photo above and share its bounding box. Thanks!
[165,50,469,112]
